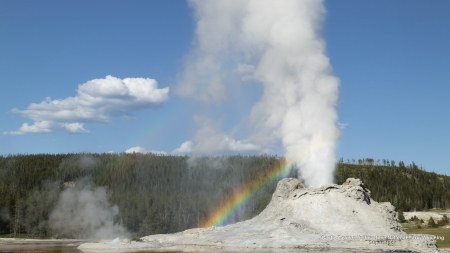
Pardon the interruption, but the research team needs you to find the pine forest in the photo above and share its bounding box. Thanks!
[0,153,449,239]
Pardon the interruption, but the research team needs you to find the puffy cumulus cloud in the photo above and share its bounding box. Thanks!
[4,75,169,135]
[125,146,168,155]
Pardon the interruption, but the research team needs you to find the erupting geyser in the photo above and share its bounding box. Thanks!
[175,0,340,187]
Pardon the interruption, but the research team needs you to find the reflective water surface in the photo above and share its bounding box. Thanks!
[0,242,183,253]
[0,241,398,253]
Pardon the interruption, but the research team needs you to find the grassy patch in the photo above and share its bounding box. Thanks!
[404,227,450,248]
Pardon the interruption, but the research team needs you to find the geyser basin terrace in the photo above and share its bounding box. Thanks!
[78,178,444,253]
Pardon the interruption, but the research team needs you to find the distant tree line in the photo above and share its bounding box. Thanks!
[0,153,290,238]
[0,153,449,239]
[335,158,450,211]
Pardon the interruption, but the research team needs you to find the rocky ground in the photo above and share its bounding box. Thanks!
[78,178,448,252]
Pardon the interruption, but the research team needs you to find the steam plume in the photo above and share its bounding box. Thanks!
[49,177,129,239]
[176,0,339,187]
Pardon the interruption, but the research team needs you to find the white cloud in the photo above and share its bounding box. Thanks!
[125,146,168,155]
[228,137,260,151]
[4,121,88,135]
[338,122,348,129]
[172,118,260,154]
[173,137,260,154]
[4,75,169,135]
[260,148,276,155]
[235,64,255,81]
[235,64,255,74]
[172,141,194,153]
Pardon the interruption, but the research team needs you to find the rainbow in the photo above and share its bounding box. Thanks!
[200,158,291,227]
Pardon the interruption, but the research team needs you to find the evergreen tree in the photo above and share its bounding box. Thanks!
[438,214,449,226]
[428,217,437,228]
[397,210,406,223]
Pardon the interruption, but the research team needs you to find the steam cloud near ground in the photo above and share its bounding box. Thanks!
[49,177,129,240]
[175,0,340,187]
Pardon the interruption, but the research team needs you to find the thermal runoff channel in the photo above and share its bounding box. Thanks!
[177,0,340,188]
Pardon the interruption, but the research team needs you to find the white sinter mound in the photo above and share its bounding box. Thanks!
[78,178,443,252]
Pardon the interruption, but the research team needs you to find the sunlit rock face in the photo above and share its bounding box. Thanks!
[79,178,439,252]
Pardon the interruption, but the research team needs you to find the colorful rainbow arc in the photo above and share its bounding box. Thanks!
[200,159,291,228]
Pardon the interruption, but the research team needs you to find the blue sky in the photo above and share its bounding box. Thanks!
[1,1,449,176]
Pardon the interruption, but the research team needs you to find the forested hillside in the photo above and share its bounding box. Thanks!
[335,158,450,211]
[0,153,449,239]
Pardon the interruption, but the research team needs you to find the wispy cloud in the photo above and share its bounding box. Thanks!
[4,75,169,135]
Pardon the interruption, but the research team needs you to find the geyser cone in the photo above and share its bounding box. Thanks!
[79,178,438,252]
